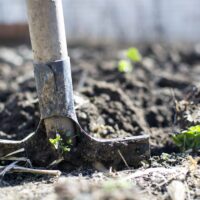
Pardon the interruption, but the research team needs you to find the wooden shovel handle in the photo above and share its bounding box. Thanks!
[26,0,75,137]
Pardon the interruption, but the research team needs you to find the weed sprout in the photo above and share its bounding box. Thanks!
[49,133,73,153]
[118,47,142,73]
[173,125,200,152]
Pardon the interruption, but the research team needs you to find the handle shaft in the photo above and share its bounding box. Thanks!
[26,0,74,138]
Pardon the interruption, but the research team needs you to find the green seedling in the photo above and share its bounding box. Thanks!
[118,60,132,73]
[63,137,73,152]
[49,134,61,150]
[160,153,170,160]
[102,179,131,192]
[126,47,142,62]
[49,133,73,154]
[118,47,142,73]
[173,125,200,152]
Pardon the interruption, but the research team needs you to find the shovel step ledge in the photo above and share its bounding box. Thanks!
[0,120,149,168]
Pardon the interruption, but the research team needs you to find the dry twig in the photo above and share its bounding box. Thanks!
[0,165,61,176]
[118,150,130,169]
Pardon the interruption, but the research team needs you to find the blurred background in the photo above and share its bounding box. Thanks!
[1,0,200,45]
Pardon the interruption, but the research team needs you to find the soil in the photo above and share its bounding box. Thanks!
[0,44,200,199]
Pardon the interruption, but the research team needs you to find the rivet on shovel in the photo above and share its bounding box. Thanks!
[0,0,150,168]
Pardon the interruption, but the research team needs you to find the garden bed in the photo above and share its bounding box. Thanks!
[0,44,200,199]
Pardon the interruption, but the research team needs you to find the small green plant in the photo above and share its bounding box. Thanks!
[102,179,131,192]
[126,47,142,62]
[173,125,200,152]
[49,134,62,150]
[49,133,73,153]
[118,60,132,73]
[160,152,170,160]
[118,47,142,73]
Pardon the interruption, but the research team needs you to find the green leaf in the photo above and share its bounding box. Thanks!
[49,134,73,153]
[188,125,200,133]
[62,146,71,152]
[49,134,62,149]
[118,60,132,73]
[66,138,72,145]
[126,47,142,62]
[173,125,200,152]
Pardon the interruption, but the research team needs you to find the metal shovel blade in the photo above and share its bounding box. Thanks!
[0,118,149,168]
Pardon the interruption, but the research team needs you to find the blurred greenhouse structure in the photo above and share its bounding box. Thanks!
[0,0,200,44]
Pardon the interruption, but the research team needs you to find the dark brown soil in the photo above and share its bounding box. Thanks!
[0,44,200,199]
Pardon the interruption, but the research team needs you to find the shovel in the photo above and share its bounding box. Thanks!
[0,0,149,168]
